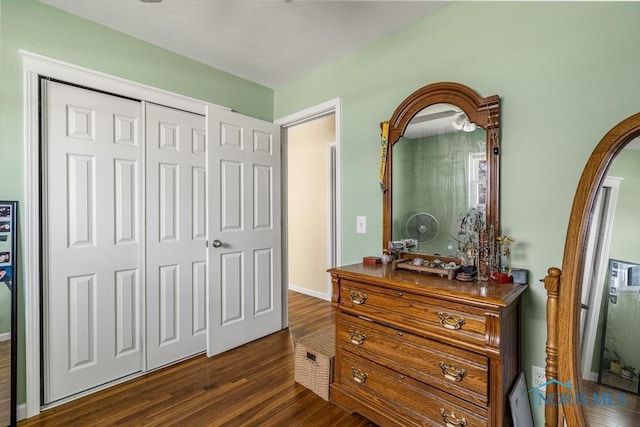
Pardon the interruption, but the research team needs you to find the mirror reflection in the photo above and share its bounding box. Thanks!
[579,140,640,420]
[391,103,486,257]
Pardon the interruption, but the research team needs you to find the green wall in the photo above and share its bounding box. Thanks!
[0,0,274,406]
[274,2,640,425]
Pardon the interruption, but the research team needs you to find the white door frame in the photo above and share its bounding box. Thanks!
[580,176,622,381]
[275,98,342,322]
[327,142,338,291]
[21,51,227,418]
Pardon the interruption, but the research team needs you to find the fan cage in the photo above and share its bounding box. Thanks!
[405,212,439,244]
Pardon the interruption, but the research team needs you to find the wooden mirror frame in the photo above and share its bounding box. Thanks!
[382,82,501,252]
[545,112,640,426]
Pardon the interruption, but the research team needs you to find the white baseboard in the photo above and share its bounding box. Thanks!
[0,332,10,342]
[17,403,26,421]
[583,371,599,382]
[288,284,331,301]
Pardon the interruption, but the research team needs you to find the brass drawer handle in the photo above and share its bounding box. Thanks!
[440,409,467,426]
[439,362,467,382]
[350,290,368,305]
[348,330,366,345]
[437,312,465,330]
[351,368,368,384]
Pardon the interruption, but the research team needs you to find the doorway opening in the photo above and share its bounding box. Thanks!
[276,98,341,322]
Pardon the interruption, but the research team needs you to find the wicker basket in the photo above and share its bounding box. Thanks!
[294,325,335,401]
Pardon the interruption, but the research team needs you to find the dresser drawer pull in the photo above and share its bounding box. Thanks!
[350,291,368,305]
[437,312,465,330]
[351,368,368,384]
[439,362,467,382]
[440,409,467,427]
[348,330,366,345]
[396,291,403,297]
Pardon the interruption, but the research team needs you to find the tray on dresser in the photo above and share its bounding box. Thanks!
[392,257,460,280]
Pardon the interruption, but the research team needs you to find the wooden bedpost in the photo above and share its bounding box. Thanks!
[544,267,561,426]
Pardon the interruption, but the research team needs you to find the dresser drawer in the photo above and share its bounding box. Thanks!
[339,280,487,348]
[339,351,487,426]
[338,313,488,406]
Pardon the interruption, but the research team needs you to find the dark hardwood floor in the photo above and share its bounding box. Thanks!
[0,340,10,426]
[20,291,373,427]
[582,379,640,427]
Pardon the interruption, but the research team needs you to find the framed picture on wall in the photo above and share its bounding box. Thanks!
[0,202,16,291]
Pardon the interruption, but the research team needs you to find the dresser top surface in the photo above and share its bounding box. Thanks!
[329,263,528,307]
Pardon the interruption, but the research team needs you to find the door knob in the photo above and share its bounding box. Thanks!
[212,239,223,248]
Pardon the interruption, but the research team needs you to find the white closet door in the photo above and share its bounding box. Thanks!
[207,108,282,356]
[145,103,207,369]
[43,81,143,403]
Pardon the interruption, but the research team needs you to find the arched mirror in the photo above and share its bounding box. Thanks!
[545,113,640,426]
[382,82,500,260]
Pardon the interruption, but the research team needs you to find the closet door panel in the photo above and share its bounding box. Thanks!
[44,81,143,404]
[146,104,207,370]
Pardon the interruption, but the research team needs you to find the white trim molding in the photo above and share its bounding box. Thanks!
[288,284,331,302]
[580,175,623,382]
[275,96,343,268]
[275,98,340,129]
[21,51,219,418]
[20,51,229,115]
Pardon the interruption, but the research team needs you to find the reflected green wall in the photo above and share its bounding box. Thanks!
[609,149,640,263]
[602,290,640,378]
[1,0,273,406]
[0,286,9,335]
[274,2,640,425]
[393,130,484,256]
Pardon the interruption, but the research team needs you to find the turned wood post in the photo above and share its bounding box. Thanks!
[544,267,561,427]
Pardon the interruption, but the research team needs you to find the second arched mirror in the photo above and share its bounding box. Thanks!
[545,113,640,426]
[382,82,500,260]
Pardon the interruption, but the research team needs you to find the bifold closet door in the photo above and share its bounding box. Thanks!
[145,103,207,369]
[43,81,143,404]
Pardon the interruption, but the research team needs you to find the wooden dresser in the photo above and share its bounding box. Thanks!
[329,263,528,426]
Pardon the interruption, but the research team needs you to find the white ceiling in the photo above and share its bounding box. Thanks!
[40,0,449,89]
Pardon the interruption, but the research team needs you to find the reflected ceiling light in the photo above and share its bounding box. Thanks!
[452,114,465,130]
[452,113,477,132]
[463,121,477,132]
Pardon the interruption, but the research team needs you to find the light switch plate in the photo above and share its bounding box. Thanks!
[356,216,366,234]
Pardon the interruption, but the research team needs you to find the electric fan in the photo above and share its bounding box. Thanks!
[405,212,439,243]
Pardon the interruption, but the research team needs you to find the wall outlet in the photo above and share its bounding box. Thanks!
[356,216,366,234]
[531,365,546,389]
